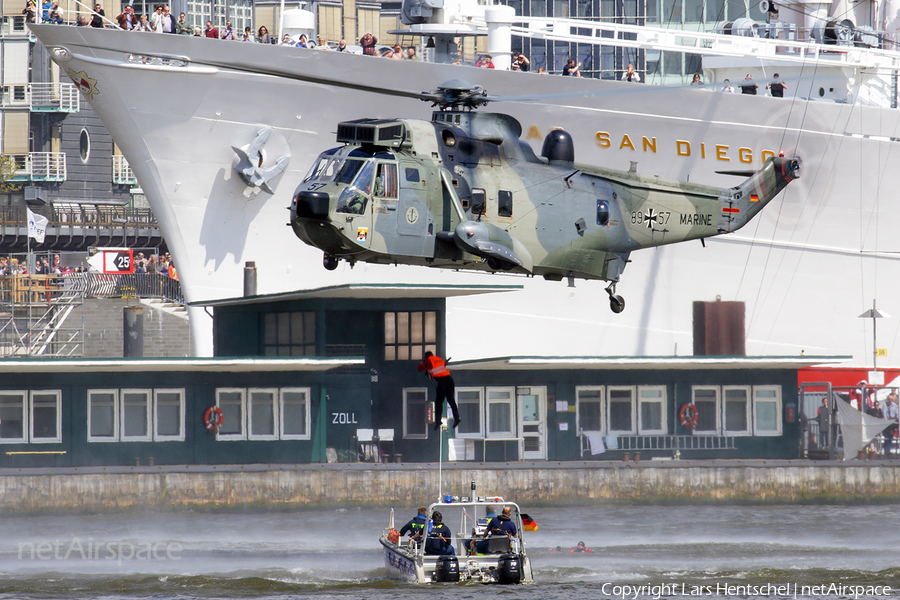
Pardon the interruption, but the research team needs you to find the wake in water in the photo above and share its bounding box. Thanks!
[0,505,897,599]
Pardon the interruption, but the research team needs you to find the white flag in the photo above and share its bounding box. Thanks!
[26,207,48,244]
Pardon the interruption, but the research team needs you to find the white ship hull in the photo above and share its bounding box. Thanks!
[30,25,900,362]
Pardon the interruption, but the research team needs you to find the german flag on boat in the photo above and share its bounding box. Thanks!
[522,514,538,532]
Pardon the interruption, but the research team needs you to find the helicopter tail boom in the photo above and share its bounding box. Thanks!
[717,156,800,234]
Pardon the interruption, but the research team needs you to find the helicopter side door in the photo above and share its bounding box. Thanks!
[392,162,436,258]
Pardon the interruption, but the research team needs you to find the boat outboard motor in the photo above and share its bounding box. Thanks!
[497,553,522,584]
[541,130,574,165]
[434,555,460,582]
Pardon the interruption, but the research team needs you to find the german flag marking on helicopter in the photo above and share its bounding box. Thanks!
[722,207,740,214]
[750,194,759,202]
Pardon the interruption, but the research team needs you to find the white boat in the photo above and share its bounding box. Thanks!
[379,498,534,584]
[26,2,900,363]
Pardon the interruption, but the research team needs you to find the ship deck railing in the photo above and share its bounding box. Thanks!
[509,16,900,70]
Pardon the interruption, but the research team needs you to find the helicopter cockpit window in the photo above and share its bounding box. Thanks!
[597,199,610,226]
[498,190,513,218]
[404,168,420,183]
[334,158,368,186]
[336,160,375,215]
[471,188,486,216]
[302,149,339,183]
[374,163,398,198]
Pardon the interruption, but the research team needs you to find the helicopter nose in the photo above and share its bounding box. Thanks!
[293,191,330,220]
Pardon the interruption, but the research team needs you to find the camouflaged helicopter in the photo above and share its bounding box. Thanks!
[289,80,799,313]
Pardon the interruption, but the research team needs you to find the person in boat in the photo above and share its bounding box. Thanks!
[562,58,582,77]
[471,505,517,554]
[398,506,428,542]
[690,73,705,87]
[417,351,461,430]
[425,511,455,556]
[720,79,735,93]
[256,25,271,44]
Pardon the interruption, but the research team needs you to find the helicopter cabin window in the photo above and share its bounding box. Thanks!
[471,188,486,215]
[498,190,513,218]
[597,199,610,226]
[374,163,398,198]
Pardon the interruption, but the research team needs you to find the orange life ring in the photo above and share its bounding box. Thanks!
[679,403,699,429]
[204,406,224,432]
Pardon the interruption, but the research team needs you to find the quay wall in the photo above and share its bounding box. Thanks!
[2,461,900,513]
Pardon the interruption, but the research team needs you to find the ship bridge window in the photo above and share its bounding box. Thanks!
[374,162,398,198]
[597,199,609,225]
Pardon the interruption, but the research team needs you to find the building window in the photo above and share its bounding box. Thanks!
[723,386,751,435]
[216,387,311,441]
[0,391,27,443]
[403,388,429,439]
[216,388,246,440]
[31,391,61,443]
[249,388,278,440]
[753,385,782,436]
[692,386,719,434]
[154,389,185,441]
[608,387,635,434]
[263,311,315,356]
[576,386,604,434]
[486,387,514,437]
[638,386,666,434]
[88,390,119,442]
[384,311,437,361]
[121,389,152,441]
[455,388,483,438]
[88,388,186,443]
[280,388,311,440]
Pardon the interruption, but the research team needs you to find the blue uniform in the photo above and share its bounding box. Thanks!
[399,513,427,539]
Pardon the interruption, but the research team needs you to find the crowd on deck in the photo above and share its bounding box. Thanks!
[0,251,178,280]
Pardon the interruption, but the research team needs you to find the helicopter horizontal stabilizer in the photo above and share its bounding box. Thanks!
[714,169,756,177]
[717,156,800,234]
[451,221,533,273]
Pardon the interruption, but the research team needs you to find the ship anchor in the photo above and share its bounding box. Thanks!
[232,126,290,196]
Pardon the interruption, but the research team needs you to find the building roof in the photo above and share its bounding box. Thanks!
[450,355,852,371]
[0,357,363,373]
[190,283,524,307]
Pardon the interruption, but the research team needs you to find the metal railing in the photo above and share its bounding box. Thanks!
[1,83,79,111]
[7,153,66,182]
[0,205,158,227]
[112,155,138,186]
[581,433,737,456]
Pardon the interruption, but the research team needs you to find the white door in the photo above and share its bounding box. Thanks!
[518,387,546,460]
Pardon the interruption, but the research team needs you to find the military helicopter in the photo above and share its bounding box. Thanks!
[289,80,799,313]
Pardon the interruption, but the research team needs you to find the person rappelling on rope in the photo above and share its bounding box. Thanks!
[417,351,461,430]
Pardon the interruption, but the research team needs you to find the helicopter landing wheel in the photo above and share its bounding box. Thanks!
[323,253,339,271]
[610,295,625,313]
[605,282,625,313]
